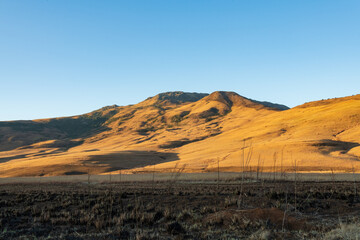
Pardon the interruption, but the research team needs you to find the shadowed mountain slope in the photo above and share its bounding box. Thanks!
[1,92,360,177]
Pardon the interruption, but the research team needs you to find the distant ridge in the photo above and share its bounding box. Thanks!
[295,94,360,109]
[252,100,289,110]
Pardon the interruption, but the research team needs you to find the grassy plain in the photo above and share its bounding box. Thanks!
[0,173,359,239]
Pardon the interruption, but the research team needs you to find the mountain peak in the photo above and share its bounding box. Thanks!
[205,91,244,106]
[204,91,289,110]
[141,91,208,106]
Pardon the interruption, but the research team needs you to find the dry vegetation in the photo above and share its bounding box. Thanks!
[2,91,360,177]
[0,175,359,239]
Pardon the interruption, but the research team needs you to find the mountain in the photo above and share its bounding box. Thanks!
[1,91,360,177]
[140,91,209,106]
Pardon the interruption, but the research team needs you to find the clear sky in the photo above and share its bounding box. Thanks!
[1,1,359,121]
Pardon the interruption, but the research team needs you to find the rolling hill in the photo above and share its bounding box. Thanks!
[1,91,360,177]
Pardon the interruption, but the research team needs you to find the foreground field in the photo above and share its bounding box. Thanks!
[1,176,359,239]
[1,171,360,184]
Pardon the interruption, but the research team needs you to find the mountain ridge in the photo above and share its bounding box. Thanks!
[1,91,360,177]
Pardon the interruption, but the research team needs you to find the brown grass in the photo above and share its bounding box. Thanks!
[1,92,360,178]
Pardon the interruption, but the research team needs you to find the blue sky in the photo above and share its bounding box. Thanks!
[1,0,359,120]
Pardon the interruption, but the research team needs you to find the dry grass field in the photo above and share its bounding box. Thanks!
[0,173,359,239]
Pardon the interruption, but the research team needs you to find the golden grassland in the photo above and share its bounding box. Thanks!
[1,91,360,177]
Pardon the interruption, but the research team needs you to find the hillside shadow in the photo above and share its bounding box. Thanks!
[0,111,114,151]
[311,139,360,155]
[0,154,27,163]
[0,144,82,164]
[83,150,179,172]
